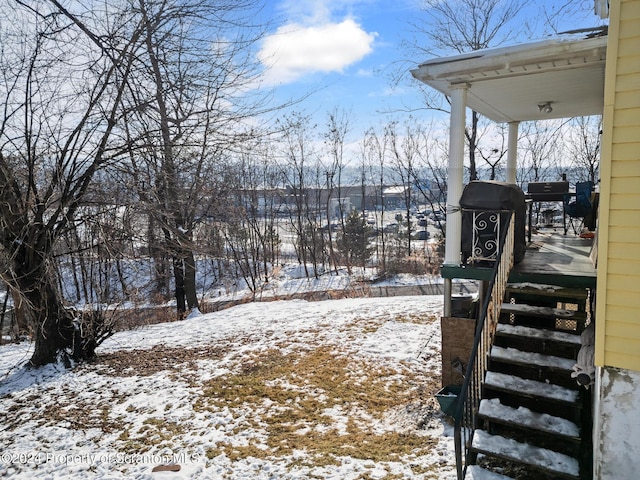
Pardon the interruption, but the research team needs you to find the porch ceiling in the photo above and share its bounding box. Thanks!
[410,33,607,123]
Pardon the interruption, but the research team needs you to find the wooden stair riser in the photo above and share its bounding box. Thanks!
[488,357,579,390]
[499,313,586,333]
[482,388,582,424]
[480,421,581,458]
[500,302,588,333]
[493,334,581,359]
[473,453,580,480]
[507,293,586,312]
[506,284,589,303]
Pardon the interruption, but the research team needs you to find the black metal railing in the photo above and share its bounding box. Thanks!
[453,211,515,480]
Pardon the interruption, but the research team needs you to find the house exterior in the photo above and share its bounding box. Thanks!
[411,1,640,478]
[592,0,640,477]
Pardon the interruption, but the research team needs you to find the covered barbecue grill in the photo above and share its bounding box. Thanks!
[460,181,526,264]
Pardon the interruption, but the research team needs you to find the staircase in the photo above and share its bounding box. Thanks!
[464,283,592,480]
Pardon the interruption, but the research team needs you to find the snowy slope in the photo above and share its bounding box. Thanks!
[0,295,457,479]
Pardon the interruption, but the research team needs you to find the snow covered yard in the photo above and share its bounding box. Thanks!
[0,295,457,479]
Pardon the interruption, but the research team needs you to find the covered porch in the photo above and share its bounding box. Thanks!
[411,29,606,315]
[411,29,606,480]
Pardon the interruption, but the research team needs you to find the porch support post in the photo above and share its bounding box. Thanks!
[444,83,468,267]
[443,83,468,317]
[506,121,519,184]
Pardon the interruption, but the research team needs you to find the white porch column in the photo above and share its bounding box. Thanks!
[444,83,468,266]
[506,121,519,184]
[443,84,467,317]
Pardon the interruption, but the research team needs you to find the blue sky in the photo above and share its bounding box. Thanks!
[257,0,418,131]
[256,0,607,137]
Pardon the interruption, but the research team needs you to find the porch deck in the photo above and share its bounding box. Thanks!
[442,230,597,289]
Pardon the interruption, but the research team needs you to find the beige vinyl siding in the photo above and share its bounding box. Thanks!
[606,318,640,339]
[614,90,640,108]
[610,150,640,171]
[608,210,640,226]
[606,288,640,308]
[608,193,640,210]
[619,15,640,38]
[606,273,640,292]
[595,0,640,372]
[607,257,640,275]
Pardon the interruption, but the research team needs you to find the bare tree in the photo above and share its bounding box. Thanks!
[322,109,351,274]
[117,0,273,318]
[386,119,421,255]
[475,124,508,181]
[401,0,527,180]
[519,120,563,186]
[567,116,601,184]
[0,1,142,365]
[277,112,323,278]
[360,127,389,273]
[222,142,283,295]
[0,0,277,364]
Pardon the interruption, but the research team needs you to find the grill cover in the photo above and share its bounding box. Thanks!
[460,181,526,263]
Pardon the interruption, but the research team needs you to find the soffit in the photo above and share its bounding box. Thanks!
[410,34,607,123]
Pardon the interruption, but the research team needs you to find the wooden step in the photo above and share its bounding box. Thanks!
[494,323,582,360]
[489,346,578,389]
[471,430,580,480]
[506,283,588,301]
[491,346,576,372]
[500,303,587,321]
[478,398,580,440]
[484,371,580,405]
[496,323,582,347]
[466,464,514,479]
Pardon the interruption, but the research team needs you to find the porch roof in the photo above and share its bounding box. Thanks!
[410,31,607,123]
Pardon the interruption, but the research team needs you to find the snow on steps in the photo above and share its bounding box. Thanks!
[484,371,579,404]
[496,323,581,346]
[490,345,576,371]
[478,398,580,439]
[506,282,588,300]
[471,429,580,479]
[466,464,514,480]
[500,302,586,320]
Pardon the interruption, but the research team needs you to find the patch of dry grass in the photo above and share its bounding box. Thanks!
[195,345,439,466]
[117,418,186,454]
[82,343,230,378]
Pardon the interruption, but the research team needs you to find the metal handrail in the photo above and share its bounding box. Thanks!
[453,211,515,480]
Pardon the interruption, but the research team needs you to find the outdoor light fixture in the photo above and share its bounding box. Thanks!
[538,102,553,114]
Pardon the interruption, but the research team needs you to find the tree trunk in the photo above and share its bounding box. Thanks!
[29,287,75,367]
[15,258,77,366]
[7,232,106,366]
[183,250,199,311]
[468,111,479,181]
[173,257,187,319]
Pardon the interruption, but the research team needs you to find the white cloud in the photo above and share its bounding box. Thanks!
[258,18,377,86]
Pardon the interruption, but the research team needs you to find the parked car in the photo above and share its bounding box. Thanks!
[431,212,444,222]
[413,230,430,240]
[382,223,399,234]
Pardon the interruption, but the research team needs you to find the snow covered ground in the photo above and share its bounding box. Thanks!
[0,290,457,479]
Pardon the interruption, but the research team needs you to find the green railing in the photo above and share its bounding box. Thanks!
[453,211,515,480]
